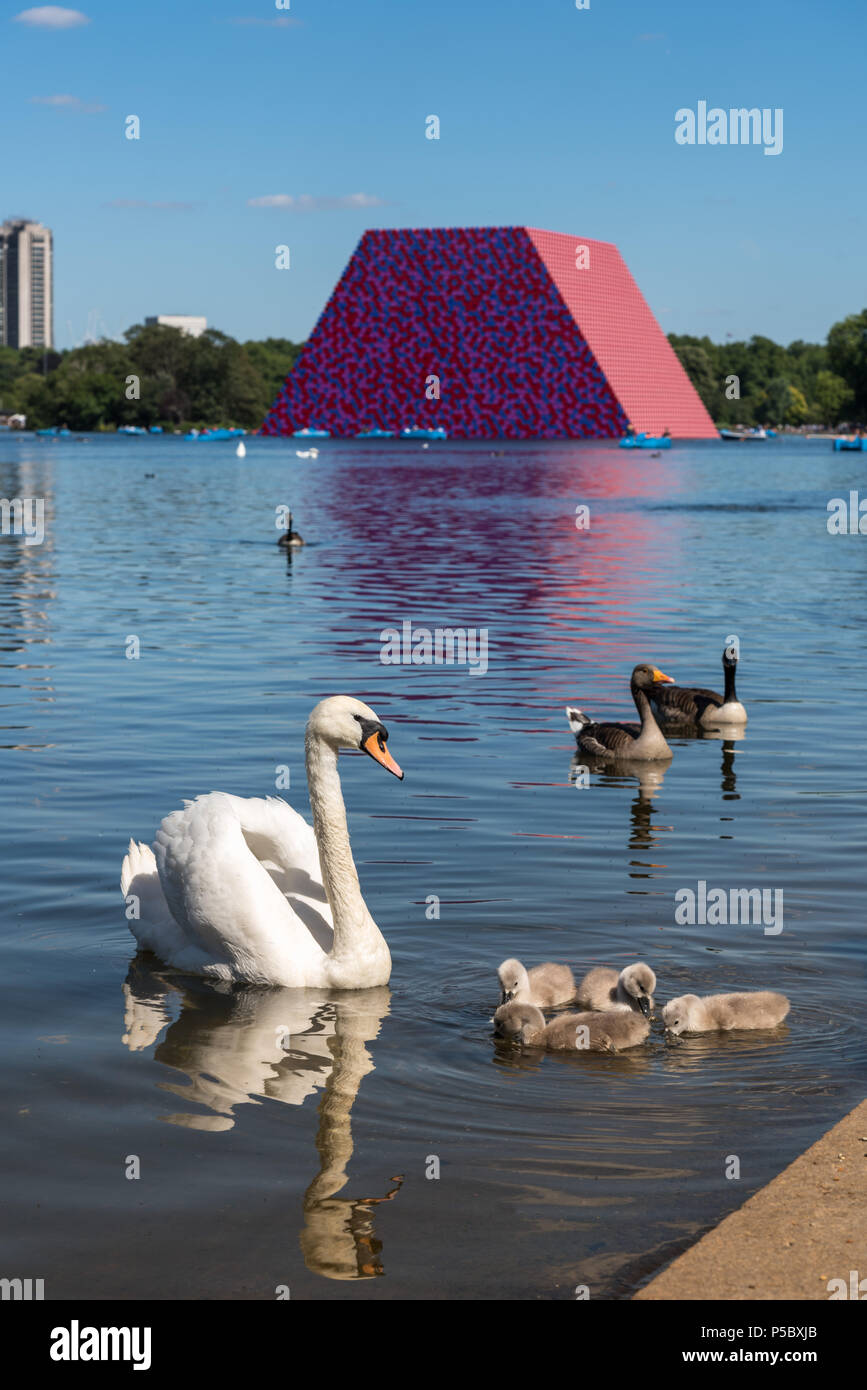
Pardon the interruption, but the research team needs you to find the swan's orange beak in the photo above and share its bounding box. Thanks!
[363,730,404,780]
[652,668,674,683]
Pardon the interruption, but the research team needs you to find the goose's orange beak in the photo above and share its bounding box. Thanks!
[652,668,674,683]
[363,730,404,780]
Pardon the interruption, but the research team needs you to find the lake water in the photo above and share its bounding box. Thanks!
[1,432,864,1300]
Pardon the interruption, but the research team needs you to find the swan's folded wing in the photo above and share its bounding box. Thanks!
[121,837,199,963]
[233,794,325,893]
[154,792,333,979]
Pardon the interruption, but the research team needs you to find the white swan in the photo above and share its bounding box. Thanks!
[120,696,404,989]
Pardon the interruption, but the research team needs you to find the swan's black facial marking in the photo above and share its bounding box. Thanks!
[352,713,388,747]
[352,713,403,780]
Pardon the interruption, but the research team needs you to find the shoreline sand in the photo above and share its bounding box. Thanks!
[634,1098,867,1300]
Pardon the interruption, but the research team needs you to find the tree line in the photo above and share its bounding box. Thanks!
[1,309,865,432]
[669,308,867,428]
[0,322,302,431]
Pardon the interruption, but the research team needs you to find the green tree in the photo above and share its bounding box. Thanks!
[760,377,793,425]
[242,337,302,413]
[812,369,854,426]
[786,385,809,425]
[827,309,867,417]
[51,341,136,430]
[7,371,54,427]
[785,339,828,399]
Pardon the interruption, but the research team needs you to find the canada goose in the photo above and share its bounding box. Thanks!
[575,962,657,1016]
[497,957,576,1008]
[278,511,305,547]
[662,991,790,1035]
[650,647,747,728]
[120,696,404,988]
[566,664,675,761]
[493,1002,650,1052]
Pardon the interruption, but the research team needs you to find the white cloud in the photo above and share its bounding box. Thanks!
[247,193,387,211]
[106,199,195,211]
[229,16,300,26]
[14,7,90,27]
[29,93,105,112]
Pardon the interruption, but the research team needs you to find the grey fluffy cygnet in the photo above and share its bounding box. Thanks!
[493,1002,650,1052]
[575,962,657,1016]
[497,957,576,1008]
[662,991,790,1035]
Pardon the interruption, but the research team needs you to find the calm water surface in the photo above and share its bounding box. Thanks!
[1,433,864,1299]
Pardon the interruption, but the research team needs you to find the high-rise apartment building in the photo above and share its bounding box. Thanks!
[0,219,54,349]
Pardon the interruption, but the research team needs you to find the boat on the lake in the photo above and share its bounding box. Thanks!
[356,428,395,438]
[720,427,776,441]
[36,426,72,437]
[619,432,672,449]
[118,425,148,436]
[184,427,247,442]
[400,426,447,440]
[293,427,331,439]
[833,436,866,451]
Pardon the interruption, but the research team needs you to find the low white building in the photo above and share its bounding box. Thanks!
[145,314,207,338]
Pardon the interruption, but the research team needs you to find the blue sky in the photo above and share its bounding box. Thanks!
[4,0,865,349]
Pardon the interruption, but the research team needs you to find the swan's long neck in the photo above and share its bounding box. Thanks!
[723,661,738,703]
[305,732,380,960]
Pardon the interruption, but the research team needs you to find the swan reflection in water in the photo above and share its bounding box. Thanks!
[122,957,399,1280]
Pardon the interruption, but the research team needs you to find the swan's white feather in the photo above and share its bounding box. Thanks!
[123,792,336,986]
[121,695,396,990]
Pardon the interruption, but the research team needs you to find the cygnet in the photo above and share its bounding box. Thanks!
[662,991,790,1035]
[575,962,657,1016]
[497,957,576,1008]
[493,1002,650,1052]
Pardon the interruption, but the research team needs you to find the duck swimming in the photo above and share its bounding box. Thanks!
[278,510,305,547]
[650,645,747,728]
[566,664,675,761]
